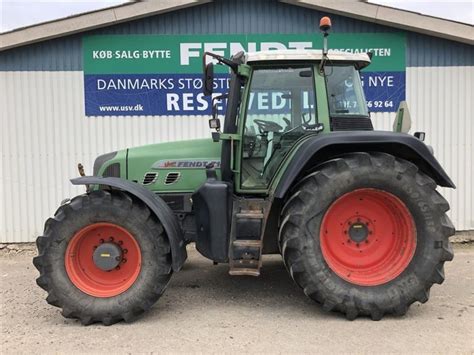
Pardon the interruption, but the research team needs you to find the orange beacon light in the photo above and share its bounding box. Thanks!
[320,16,332,32]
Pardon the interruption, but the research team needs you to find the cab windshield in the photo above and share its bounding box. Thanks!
[325,65,368,117]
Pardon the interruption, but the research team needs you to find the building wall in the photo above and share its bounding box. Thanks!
[1,0,473,242]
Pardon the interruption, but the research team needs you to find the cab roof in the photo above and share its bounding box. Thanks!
[245,49,371,69]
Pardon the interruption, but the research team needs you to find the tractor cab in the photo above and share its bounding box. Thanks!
[203,47,373,192]
[241,50,373,189]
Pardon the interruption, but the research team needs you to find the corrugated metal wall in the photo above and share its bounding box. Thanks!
[407,66,473,230]
[1,0,473,242]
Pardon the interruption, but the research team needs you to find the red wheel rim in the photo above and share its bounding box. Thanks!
[65,223,141,297]
[320,188,416,286]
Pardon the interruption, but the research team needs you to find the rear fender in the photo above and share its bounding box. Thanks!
[71,176,187,271]
[273,131,455,199]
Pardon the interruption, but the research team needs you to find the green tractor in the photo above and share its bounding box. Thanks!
[34,18,455,325]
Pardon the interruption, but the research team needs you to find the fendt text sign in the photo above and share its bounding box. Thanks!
[83,33,405,116]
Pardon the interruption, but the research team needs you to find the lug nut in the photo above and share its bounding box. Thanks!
[123,249,128,254]
[109,237,114,242]
[99,239,104,244]
[122,258,127,264]
[118,240,123,245]
[115,266,120,270]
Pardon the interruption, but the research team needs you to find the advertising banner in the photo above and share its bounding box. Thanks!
[83,33,405,116]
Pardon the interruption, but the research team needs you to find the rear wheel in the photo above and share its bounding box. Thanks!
[33,190,172,325]
[279,152,455,320]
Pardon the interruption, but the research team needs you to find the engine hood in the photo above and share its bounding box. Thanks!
[127,138,222,192]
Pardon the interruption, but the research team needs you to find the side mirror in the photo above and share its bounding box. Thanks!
[203,62,214,96]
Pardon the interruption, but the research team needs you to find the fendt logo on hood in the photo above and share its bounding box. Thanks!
[152,159,221,169]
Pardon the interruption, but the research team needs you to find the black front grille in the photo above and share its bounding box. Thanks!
[102,163,120,177]
[330,117,373,131]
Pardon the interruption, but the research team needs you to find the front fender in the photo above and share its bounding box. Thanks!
[71,176,187,271]
[273,131,455,199]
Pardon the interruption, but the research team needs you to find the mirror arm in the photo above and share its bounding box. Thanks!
[211,93,228,107]
[211,94,229,127]
[203,52,239,73]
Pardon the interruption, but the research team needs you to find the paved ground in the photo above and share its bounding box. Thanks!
[1,245,473,354]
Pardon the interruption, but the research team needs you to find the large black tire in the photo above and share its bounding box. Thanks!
[279,152,455,320]
[33,190,172,325]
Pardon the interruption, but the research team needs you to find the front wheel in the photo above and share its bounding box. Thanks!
[279,152,455,320]
[33,190,172,325]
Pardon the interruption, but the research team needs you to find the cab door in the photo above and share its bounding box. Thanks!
[235,64,320,193]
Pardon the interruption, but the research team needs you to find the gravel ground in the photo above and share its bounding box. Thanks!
[1,245,473,354]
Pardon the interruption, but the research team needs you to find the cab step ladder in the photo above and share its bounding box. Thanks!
[229,198,270,276]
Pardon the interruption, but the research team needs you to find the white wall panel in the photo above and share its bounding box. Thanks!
[1,67,472,242]
[371,112,395,131]
[406,66,473,231]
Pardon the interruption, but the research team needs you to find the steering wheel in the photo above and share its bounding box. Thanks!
[254,119,283,134]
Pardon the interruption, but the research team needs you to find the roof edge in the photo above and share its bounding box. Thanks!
[0,0,211,52]
[1,0,472,52]
[281,0,474,45]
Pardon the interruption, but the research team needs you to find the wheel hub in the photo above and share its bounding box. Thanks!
[348,221,369,243]
[93,242,122,271]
